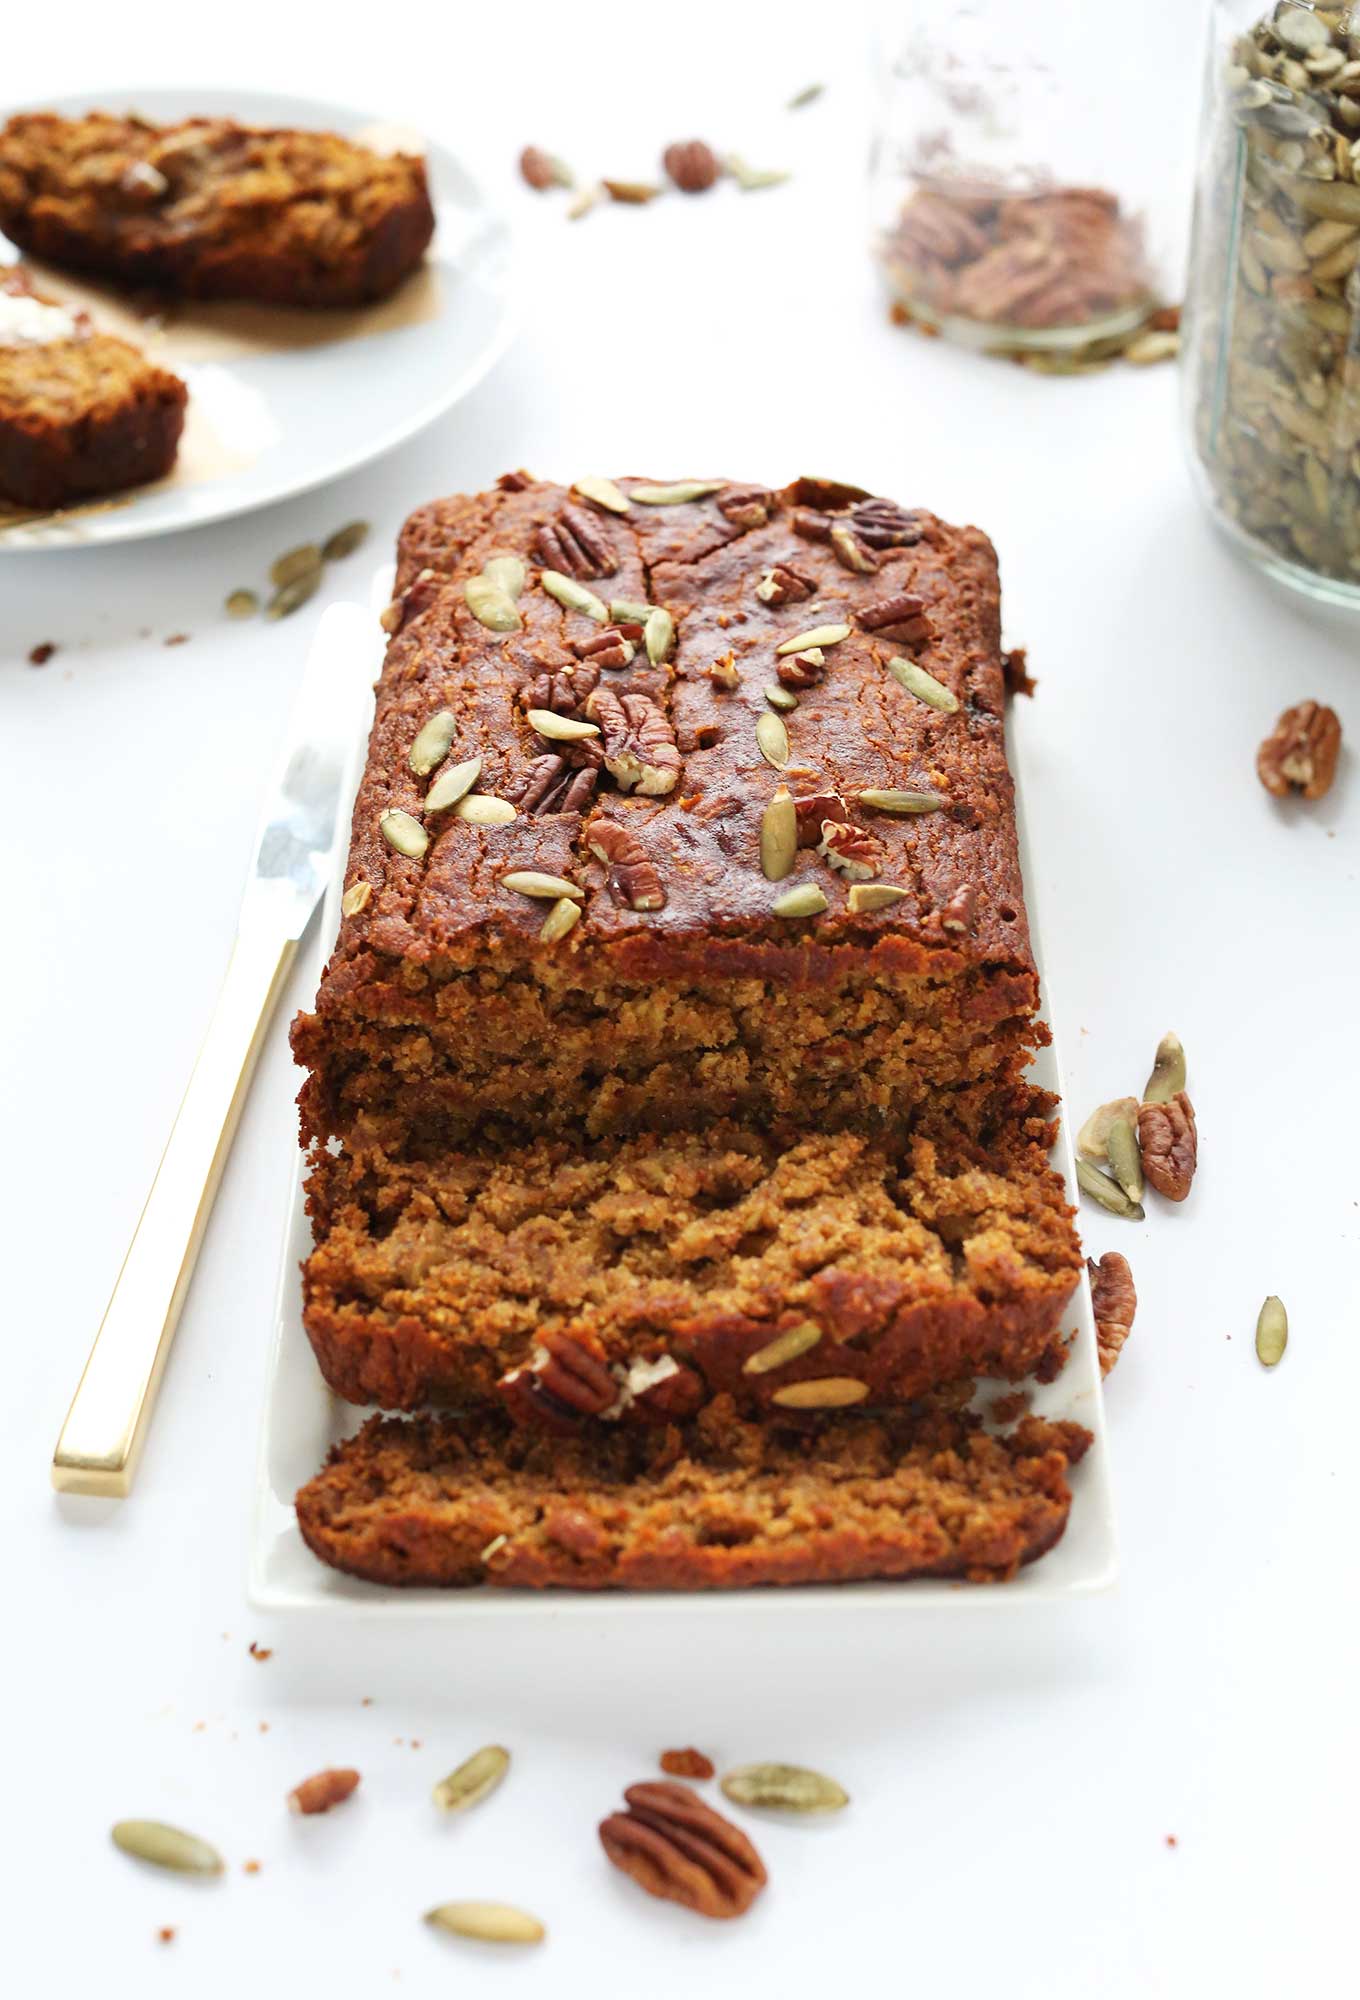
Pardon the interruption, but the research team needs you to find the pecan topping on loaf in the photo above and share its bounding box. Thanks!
[573,624,639,668]
[938,883,977,933]
[793,790,849,846]
[500,1332,618,1431]
[716,483,775,530]
[818,820,886,880]
[777,647,826,689]
[521,663,601,717]
[510,748,601,815]
[599,1783,767,1920]
[584,688,682,795]
[588,818,667,910]
[852,496,927,548]
[791,506,833,541]
[533,504,618,579]
[755,562,816,605]
[857,590,933,646]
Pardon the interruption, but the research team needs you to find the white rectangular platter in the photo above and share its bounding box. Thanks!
[249,599,1117,1613]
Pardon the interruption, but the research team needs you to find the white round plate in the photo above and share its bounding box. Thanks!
[0,87,515,550]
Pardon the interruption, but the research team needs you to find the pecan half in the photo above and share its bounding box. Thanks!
[599,1783,767,1920]
[521,662,601,716]
[511,747,601,814]
[791,507,832,542]
[1256,700,1342,801]
[497,468,533,492]
[818,819,886,879]
[857,590,933,646]
[573,624,639,669]
[663,139,720,193]
[534,504,618,579]
[1088,1252,1136,1377]
[938,883,976,932]
[499,1333,617,1431]
[717,484,775,531]
[585,688,682,795]
[794,790,848,846]
[777,647,825,689]
[1137,1092,1197,1202]
[755,562,816,606]
[587,818,666,910]
[851,496,926,548]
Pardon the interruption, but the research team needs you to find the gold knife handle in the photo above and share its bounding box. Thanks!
[52,917,299,1497]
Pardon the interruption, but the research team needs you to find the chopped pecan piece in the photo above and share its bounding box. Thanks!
[852,496,926,548]
[707,653,740,690]
[1137,1092,1197,1202]
[663,139,720,193]
[379,566,437,635]
[818,819,886,879]
[519,146,561,190]
[1002,645,1036,696]
[717,484,775,530]
[755,562,816,606]
[287,1769,361,1816]
[585,688,682,795]
[572,624,637,669]
[938,883,976,932]
[777,647,825,689]
[830,522,880,573]
[1088,1252,1136,1377]
[499,1332,617,1431]
[587,818,666,910]
[497,468,534,492]
[790,506,832,542]
[521,662,601,716]
[857,590,933,645]
[660,1748,716,1781]
[533,504,618,579]
[786,475,872,510]
[511,747,601,814]
[1256,701,1342,801]
[599,1783,767,1920]
[793,790,848,846]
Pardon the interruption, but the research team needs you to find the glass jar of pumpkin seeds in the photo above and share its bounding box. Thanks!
[870,0,1179,357]
[1184,2,1360,605]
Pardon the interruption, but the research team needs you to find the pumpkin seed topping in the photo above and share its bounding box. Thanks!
[756,710,790,768]
[425,1902,545,1946]
[764,685,799,711]
[887,656,959,712]
[501,871,584,900]
[111,1821,224,1876]
[464,576,522,633]
[456,795,517,825]
[341,880,372,917]
[481,554,526,598]
[771,1377,868,1408]
[225,588,258,619]
[610,598,652,625]
[380,809,429,859]
[409,709,458,777]
[857,788,945,813]
[432,1745,511,1814]
[322,520,370,561]
[759,787,798,880]
[1142,1031,1186,1105]
[270,543,323,589]
[848,882,912,912]
[539,896,582,943]
[644,605,676,664]
[776,622,851,656]
[771,882,829,918]
[1077,1157,1145,1220]
[526,708,600,742]
[541,570,609,623]
[628,480,725,505]
[1256,1295,1288,1367]
[720,1763,849,1814]
[743,1321,822,1374]
[573,474,631,514]
[425,757,484,813]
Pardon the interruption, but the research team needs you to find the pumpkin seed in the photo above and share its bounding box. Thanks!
[409,709,457,777]
[857,788,945,813]
[456,795,517,825]
[1255,1295,1288,1367]
[425,757,483,813]
[541,570,608,622]
[743,1321,822,1374]
[322,520,370,561]
[644,605,675,664]
[764,685,798,711]
[1142,1031,1186,1105]
[603,179,662,204]
[720,1763,849,1814]
[525,708,600,743]
[1076,1157,1144,1220]
[787,83,825,110]
[1124,330,1180,366]
[628,480,724,505]
[886,656,959,712]
[771,882,828,918]
[539,896,581,943]
[756,711,790,768]
[432,1745,511,1814]
[610,598,652,624]
[225,588,258,619]
[566,182,603,221]
[573,475,631,514]
[1106,1115,1144,1205]
[270,543,323,589]
[724,153,790,191]
[111,1820,224,1876]
[425,1902,545,1945]
[266,570,321,620]
[848,882,912,911]
[830,521,877,573]
[776,622,851,655]
[481,554,526,599]
[759,787,798,880]
[341,880,372,917]
[380,809,428,859]
[770,1377,868,1408]
[1077,1097,1141,1162]
[500,871,584,900]
[464,577,522,633]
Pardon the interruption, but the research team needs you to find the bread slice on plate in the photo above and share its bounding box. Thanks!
[0,268,186,510]
[0,112,435,307]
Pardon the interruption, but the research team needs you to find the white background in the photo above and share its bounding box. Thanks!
[2,3,1356,1994]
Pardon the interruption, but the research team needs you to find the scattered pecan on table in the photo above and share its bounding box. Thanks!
[663,140,720,193]
[1256,701,1342,801]
[599,1782,767,1919]
[1137,1092,1197,1203]
[1088,1252,1137,1376]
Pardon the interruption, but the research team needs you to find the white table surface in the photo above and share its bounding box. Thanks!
[3,3,1356,1994]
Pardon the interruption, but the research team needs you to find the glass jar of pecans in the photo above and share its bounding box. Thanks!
[871,0,1180,361]
[1184,3,1360,605]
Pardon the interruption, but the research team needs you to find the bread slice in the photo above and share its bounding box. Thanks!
[0,269,185,509]
[295,1398,1092,1589]
[0,112,434,307]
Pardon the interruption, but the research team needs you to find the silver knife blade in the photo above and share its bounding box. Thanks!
[243,601,374,939]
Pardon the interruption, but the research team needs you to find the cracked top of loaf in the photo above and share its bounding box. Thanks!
[325,473,1034,988]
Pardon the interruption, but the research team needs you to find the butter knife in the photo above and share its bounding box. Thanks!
[52,602,371,1497]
